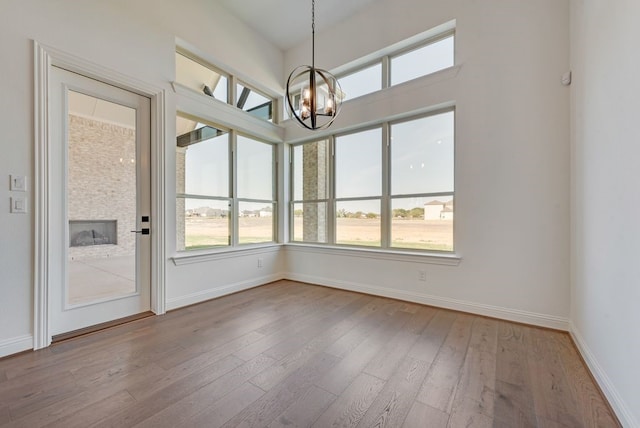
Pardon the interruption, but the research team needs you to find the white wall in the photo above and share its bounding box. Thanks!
[0,0,283,356]
[284,0,572,328]
[570,0,640,426]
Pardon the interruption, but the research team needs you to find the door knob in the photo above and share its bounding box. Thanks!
[130,228,150,235]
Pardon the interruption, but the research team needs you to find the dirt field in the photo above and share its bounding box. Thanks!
[185,216,453,251]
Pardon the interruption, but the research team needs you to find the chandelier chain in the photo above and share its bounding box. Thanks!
[311,0,315,68]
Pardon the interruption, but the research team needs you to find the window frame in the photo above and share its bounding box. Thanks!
[289,107,455,253]
[176,111,278,253]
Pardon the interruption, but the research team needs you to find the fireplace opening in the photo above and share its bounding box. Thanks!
[69,220,117,247]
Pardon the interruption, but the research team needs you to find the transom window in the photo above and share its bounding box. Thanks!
[291,109,454,252]
[175,50,276,123]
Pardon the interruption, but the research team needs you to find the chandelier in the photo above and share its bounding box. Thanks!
[285,0,343,130]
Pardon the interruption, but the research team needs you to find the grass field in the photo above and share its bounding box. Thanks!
[183,216,453,251]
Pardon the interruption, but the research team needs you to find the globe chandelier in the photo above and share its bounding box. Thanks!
[285,0,343,130]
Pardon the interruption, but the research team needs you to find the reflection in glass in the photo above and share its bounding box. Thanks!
[391,196,453,251]
[239,201,274,244]
[292,202,328,243]
[391,111,454,195]
[178,198,230,250]
[335,128,382,198]
[236,83,273,122]
[391,35,454,86]
[67,90,137,305]
[336,200,381,247]
[237,136,274,200]
[176,116,229,197]
[293,140,330,201]
[175,52,228,101]
[339,63,382,101]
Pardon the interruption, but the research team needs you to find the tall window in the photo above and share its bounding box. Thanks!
[176,114,276,251]
[237,135,276,244]
[390,111,454,251]
[335,128,383,247]
[290,109,454,252]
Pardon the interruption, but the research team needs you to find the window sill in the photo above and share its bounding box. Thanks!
[283,243,461,266]
[171,243,281,266]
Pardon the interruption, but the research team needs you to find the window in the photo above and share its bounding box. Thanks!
[290,109,454,252]
[335,128,383,247]
[176,114,276,251]
[175,52,228,102]
[236,83,274,122]
[237,135,276,244]
[390,111,454,251]
[291,140,330,243]
[338,63,382,101]
[176,50,277,123]
[391,34,454,86]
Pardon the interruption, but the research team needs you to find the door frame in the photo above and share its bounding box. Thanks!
[33,41,166,349]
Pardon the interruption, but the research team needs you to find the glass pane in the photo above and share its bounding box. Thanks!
[237,136,273,200]
[335,128,382,198]
[236,83,273,122]
[177,198,230,251]
[391,196,453,251]
[391,35,454,86]
[292,202,328,243]
[176,116,229,197]
[67,90,137,305]
[336,200,381,247]
[293,140,330,201]
[239,201,274,244]
[175,52,228,101]
[391,111,454,195]
[339,63,382,101]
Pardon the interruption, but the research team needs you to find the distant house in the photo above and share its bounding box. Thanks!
[424,199,454,220]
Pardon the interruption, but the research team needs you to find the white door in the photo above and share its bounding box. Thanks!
[49,67,151,336]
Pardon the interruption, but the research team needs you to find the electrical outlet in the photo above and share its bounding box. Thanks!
[418,270,426,281]
[257,258,263,268]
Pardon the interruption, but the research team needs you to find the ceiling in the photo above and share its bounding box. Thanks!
[217,0,381,51]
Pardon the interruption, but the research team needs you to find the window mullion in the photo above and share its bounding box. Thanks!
[328,136,336,245]
[230,130,238,246]
[382,55,390,89]
[381,123,391,248]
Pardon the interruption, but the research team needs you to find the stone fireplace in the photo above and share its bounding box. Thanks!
[69,220,117,247]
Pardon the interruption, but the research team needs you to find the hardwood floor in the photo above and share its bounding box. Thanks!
[0,281,619,427]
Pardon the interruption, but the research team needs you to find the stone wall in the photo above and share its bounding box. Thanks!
[67,114,137,260]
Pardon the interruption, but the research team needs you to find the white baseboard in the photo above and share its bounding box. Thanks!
[285,272,570,331]
[570,324,638,428]
[0,335,33,358]
[165,273,285,311]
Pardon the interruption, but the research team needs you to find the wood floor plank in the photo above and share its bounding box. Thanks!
[415,313,474,413]
[225,352,339,427]
[0,281,620,427]
[548,331,621,427]
[402,401,449,428]
[316,309,411,395]
[312,373,385,428]
[133,354,276,427]
[363,306,438,381]
[41,390,136,428]
[493,322,537,427]
[355,356,431,428]
[526,327,584,427]
[188,382,265,428]
[94,354,244,427]
[268,385,336,428]
[447,317,499,427]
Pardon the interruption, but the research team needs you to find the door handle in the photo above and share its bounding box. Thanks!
[130,228,150,235]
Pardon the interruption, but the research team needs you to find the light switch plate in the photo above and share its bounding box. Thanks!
[10,196,27,214]
[10,175,27,192]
